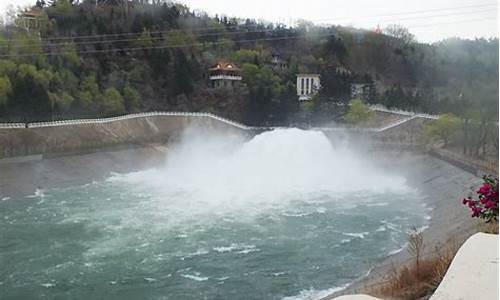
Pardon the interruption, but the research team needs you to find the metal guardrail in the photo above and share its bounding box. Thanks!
[0,109,436,132]
[0,122,25,128]
[314,116,416,133]
[0,111,252,130]
[369,105,440,120]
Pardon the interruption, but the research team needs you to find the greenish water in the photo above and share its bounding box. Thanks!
[0,183,428,300]
[0,129,429,299]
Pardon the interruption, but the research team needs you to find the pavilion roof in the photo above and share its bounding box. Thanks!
[209,60,240,71]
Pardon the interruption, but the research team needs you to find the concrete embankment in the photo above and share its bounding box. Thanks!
[0,113,255,159]
[0,145,168,197]
[0,108,434,160]
[323,150,483,299]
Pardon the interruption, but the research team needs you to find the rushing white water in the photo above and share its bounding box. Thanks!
[110,128,409,223]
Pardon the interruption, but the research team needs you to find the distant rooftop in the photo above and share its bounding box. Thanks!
[209,60,240,71]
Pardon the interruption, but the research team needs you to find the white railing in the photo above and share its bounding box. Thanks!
[0,112,252,130]
[369,104,440,120]
[0,109,437,132]
[0,122,25,129]
[312,115,416,133]
[375,115,415,132]
[209,75,242,81]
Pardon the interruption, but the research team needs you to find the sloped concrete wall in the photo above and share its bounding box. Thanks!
[0,114,255,159]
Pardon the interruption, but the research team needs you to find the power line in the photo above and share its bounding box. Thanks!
[0,28,283,49]
[1,15,497,58]
[406,16,497,29]
[304,3,497,23]
[6,2,497,44]
[3,7,496,50]
[370,8,496,24]
[0,33,334,58]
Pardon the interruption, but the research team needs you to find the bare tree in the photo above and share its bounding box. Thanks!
[408,227,425,273]
[384,24,416,46]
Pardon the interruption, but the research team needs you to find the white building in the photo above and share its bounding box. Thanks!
[296,74,320,101]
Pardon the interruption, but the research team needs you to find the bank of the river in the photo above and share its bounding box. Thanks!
[323,150,483,299]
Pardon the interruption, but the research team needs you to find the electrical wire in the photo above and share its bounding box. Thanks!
[0,8,497,57]
[6,2,497,44]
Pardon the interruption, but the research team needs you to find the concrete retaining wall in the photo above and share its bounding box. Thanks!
[0,109,439,160]
[0,112,256,159]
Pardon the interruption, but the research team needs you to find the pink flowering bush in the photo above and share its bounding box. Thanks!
[462,175,499,222]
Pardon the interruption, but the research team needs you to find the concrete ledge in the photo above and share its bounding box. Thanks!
[430,232,498,300]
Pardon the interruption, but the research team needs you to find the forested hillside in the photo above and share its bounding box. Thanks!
[0,0,498,126]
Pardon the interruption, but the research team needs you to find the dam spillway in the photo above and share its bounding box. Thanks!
[0,128,431,300]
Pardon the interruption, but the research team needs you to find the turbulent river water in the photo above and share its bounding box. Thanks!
[0,128,429,300]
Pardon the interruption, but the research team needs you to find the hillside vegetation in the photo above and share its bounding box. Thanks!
[0,0,497,129]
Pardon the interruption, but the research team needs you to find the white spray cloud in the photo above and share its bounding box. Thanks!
[108,127,409,225]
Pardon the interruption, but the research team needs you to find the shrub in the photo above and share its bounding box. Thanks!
[345,99,372,125]
[424,113,460,147]
[368,234,460,300]
[462,175,499,222]
[101,87,125,115]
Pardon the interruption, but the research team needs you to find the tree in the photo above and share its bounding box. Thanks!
[76,75,100,110]
[0,0,497,126]
[384,24,415,46]
[0,76,12,107]
[424,113,460,147]
[123,85,141,112]
[232,48,268,65]
[36,0,46,8]
[132,29,153,49]
[0,60,16,75]
[173,51,194,96]
[10,64,53,120]
[241,63,283,125]
[345,99,372,125]
[49,91,74,113]
[323,35,347,64]
[101,87,125,115]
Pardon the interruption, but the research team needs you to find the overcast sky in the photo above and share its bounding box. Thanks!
[1,0,498,42]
